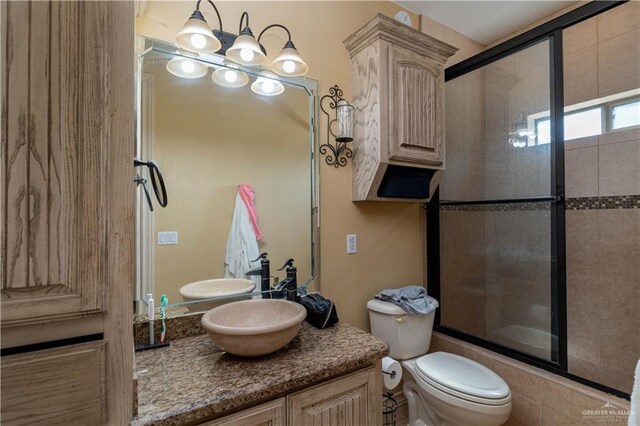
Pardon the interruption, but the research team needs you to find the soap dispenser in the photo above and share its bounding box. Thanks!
[254,252,271,298]
[276,258,299,302]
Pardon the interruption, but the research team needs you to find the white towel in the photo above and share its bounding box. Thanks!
[224,192,260,284]
[630,359,640,426]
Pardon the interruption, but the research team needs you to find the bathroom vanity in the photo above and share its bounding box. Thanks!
[133,322,387,425]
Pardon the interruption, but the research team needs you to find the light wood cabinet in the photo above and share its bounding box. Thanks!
[1,1,134,424]
[202,399,286,426]
[205,365,382,426]
[288,366,381,426]
[1,341,108,425]
[344,14,457,201]
[202,362,382,426]
[2,0,108,326]
[388,44,444,165]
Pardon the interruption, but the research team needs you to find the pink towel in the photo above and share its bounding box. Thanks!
[238,184,264,240]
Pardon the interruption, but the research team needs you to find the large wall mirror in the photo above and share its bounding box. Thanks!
[135,38,319,317]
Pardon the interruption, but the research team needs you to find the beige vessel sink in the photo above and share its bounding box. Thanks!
[201,299,307,357]
[179,278,256,312]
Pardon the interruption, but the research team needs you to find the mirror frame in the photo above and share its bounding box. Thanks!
[133,36,321,318]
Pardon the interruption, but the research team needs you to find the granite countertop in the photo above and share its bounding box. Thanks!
[133,323,389,426]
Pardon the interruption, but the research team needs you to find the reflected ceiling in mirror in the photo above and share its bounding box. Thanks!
[135,37,318,319]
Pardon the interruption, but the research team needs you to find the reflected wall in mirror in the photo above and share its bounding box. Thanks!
[135,38,318,317]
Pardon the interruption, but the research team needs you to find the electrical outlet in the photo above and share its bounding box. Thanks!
[158,231,178,245]
[347,234,357,254]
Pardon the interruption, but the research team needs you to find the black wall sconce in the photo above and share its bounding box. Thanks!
[319,85,354,168]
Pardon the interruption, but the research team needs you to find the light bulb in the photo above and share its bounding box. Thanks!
[240,48,255,62]
[190,34,207,49]
[224,70,238,83]
[261,80,275,93]
[180,60,196,74]
[282,60,296,74]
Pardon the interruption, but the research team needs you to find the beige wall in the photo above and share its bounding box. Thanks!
[419,15,484,66]
[141,55,312,305]
[136,1,431,330]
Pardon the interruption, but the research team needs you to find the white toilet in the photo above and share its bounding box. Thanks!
[367,299,511,426]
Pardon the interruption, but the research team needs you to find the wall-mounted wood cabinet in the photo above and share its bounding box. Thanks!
[344,14,457,202]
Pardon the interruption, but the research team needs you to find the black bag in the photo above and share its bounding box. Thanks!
[300,293,339,329]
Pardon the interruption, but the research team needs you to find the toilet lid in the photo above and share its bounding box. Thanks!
[416,352,510,402]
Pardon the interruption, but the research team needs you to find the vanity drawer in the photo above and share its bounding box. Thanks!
[201,398,285,426]
[0,340,107,425]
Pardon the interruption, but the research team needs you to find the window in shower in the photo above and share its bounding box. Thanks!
[533,93,640,144]
[427,0,636,400]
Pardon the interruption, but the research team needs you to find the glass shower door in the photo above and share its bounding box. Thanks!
[436,39,561,363]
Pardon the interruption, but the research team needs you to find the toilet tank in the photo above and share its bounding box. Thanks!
[367,299,435,360]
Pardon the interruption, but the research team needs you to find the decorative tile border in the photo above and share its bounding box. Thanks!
[565,195,640,210]
[437,195,640,211]
[439,201,551,212]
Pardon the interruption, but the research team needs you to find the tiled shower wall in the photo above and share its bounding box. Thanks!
[441,1,639,395]
[563,2,640,394]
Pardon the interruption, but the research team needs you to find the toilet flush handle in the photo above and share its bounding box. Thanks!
[395,315,407,322]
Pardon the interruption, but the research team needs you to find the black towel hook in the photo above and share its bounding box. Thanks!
[134,158,168,210]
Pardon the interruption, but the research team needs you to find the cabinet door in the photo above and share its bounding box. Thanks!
[287,367,381,426]
[200,398,285,426]
[1,1,114,325]
[387,44,445,167]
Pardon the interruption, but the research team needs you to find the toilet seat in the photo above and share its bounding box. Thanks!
[415,352,511,406]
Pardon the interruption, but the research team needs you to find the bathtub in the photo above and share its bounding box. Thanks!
[489,325,557,360]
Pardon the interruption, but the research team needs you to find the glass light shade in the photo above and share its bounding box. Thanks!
[211,67,249,88]
[166,57,208,79]
[251,72,285,96]
[271,47,308,77]
[226,34,267,66]
[175,17,221,53]
[336,100,354,142]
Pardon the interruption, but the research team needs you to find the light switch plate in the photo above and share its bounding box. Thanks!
[158,231,178,245]
[347,234,357,254]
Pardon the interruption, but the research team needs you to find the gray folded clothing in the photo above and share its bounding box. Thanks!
[374,285,439,315]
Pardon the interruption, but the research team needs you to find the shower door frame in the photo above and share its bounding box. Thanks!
[426,0,629,400]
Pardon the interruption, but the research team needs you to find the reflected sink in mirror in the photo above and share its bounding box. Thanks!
[179,278,256,312]
[201,299,307,357]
